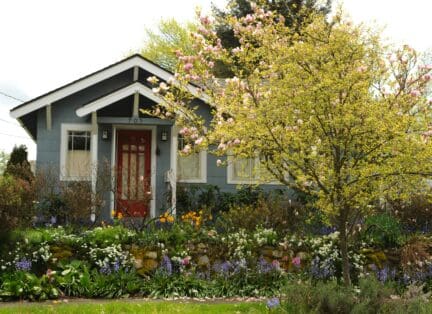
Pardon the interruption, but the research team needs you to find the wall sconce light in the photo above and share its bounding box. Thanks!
[102,129,110,140]
[161,130,168,141]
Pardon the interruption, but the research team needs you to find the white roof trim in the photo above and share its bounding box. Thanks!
[76,82,163,117]
[10,55,206,119]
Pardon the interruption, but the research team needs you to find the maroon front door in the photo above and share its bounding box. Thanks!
[116,130,151,217]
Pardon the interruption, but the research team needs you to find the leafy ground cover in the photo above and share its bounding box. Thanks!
[0,300,266,314]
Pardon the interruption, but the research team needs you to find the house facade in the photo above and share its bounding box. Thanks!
[10,55,282,220]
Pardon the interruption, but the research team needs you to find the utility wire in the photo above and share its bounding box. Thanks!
[0,131,32,140]
[0,91,26,103]
[0,117,20,126]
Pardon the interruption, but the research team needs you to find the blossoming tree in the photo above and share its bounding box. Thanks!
[146,5,432,285]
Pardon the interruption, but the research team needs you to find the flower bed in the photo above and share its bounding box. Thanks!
[1,210,432,302]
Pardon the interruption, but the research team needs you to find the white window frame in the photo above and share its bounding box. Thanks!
[227,155,260,185]
[227,154,282,185]
[60,123,93,181]
[176,134,207,183]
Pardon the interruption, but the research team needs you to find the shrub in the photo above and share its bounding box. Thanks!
[176,184,271,215]
[142,271,210,298]
[388,193,432,233]
[0,271,59,301]
[4,145,34,183]
[0,175,35,232]
[362,213,403,248]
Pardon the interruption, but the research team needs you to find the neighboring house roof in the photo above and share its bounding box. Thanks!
[10,54,205,119]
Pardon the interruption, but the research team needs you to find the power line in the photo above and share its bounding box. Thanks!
[0,131,32,140]
[0,117,20,126]
[0,91,26,103]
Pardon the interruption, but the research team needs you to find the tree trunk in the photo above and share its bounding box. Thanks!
[339,220,351,286]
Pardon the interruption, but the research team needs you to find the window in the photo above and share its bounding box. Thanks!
[177,135,207,183]
[227,154,281,185]
[227,155,260,184]
[60,124,93,180]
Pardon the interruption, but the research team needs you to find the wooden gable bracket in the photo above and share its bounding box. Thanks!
[133,66,139,118]
[46,104,52,130]
[133,92,139,118]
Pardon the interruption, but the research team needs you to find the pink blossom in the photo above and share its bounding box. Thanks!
[182,144,191,154]
[182,257,191,266]
[195,137,204,145]
[356,65,367,73]
[423,129,432,137]
[200,15,213,25]
[244,14,254,23]
[292,257,301,267]
[179,127,189,135]
[410,89,421,97]
[388,54,397,63]
[423,74,432,81]
[232,47,242,54]
[234,138,241,145]
[159,82,169,91]
[208,61,214,68]
[218,143,226,150]
[216,159,222,167]
[272,260,280,269]
[184,63,194,72]
[147,76,159,84]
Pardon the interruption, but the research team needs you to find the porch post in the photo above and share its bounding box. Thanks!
[46,104,52,130]
[170,125,177,216]
[91,111,98,222]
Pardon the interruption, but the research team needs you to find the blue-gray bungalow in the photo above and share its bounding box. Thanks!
[10,55,281,220]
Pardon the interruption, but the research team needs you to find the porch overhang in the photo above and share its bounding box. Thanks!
[76,82,163,117]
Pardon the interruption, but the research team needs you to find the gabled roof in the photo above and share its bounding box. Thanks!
[10,54,205,119]
[76,82,162,117]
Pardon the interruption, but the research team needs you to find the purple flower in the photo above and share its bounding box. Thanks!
[113,260,120,272]
[267,297,280,309]
[160,255,172,275]
[375,266,396,283]
[258,257,274,274]
[311,256,335,279]
[100,264,111,275]
[15,258,32,271]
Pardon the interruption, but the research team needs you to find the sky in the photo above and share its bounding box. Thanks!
[0,0,431,160]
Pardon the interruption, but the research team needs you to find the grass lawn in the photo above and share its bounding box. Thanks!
[0,299,269,314]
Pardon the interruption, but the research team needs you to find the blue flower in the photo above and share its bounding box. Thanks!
[100,264,111,275]
[311,256,335,280]
[160,255,172,275]
[113,260,120,272]
[258,257,276,274]
[267,297,280,309]
[15,258,32,271]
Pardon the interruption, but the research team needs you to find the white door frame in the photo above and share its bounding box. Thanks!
[110,125,157,218]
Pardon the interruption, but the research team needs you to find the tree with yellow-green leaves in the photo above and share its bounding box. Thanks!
[145,4,432,285]
[140,19,197,72]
